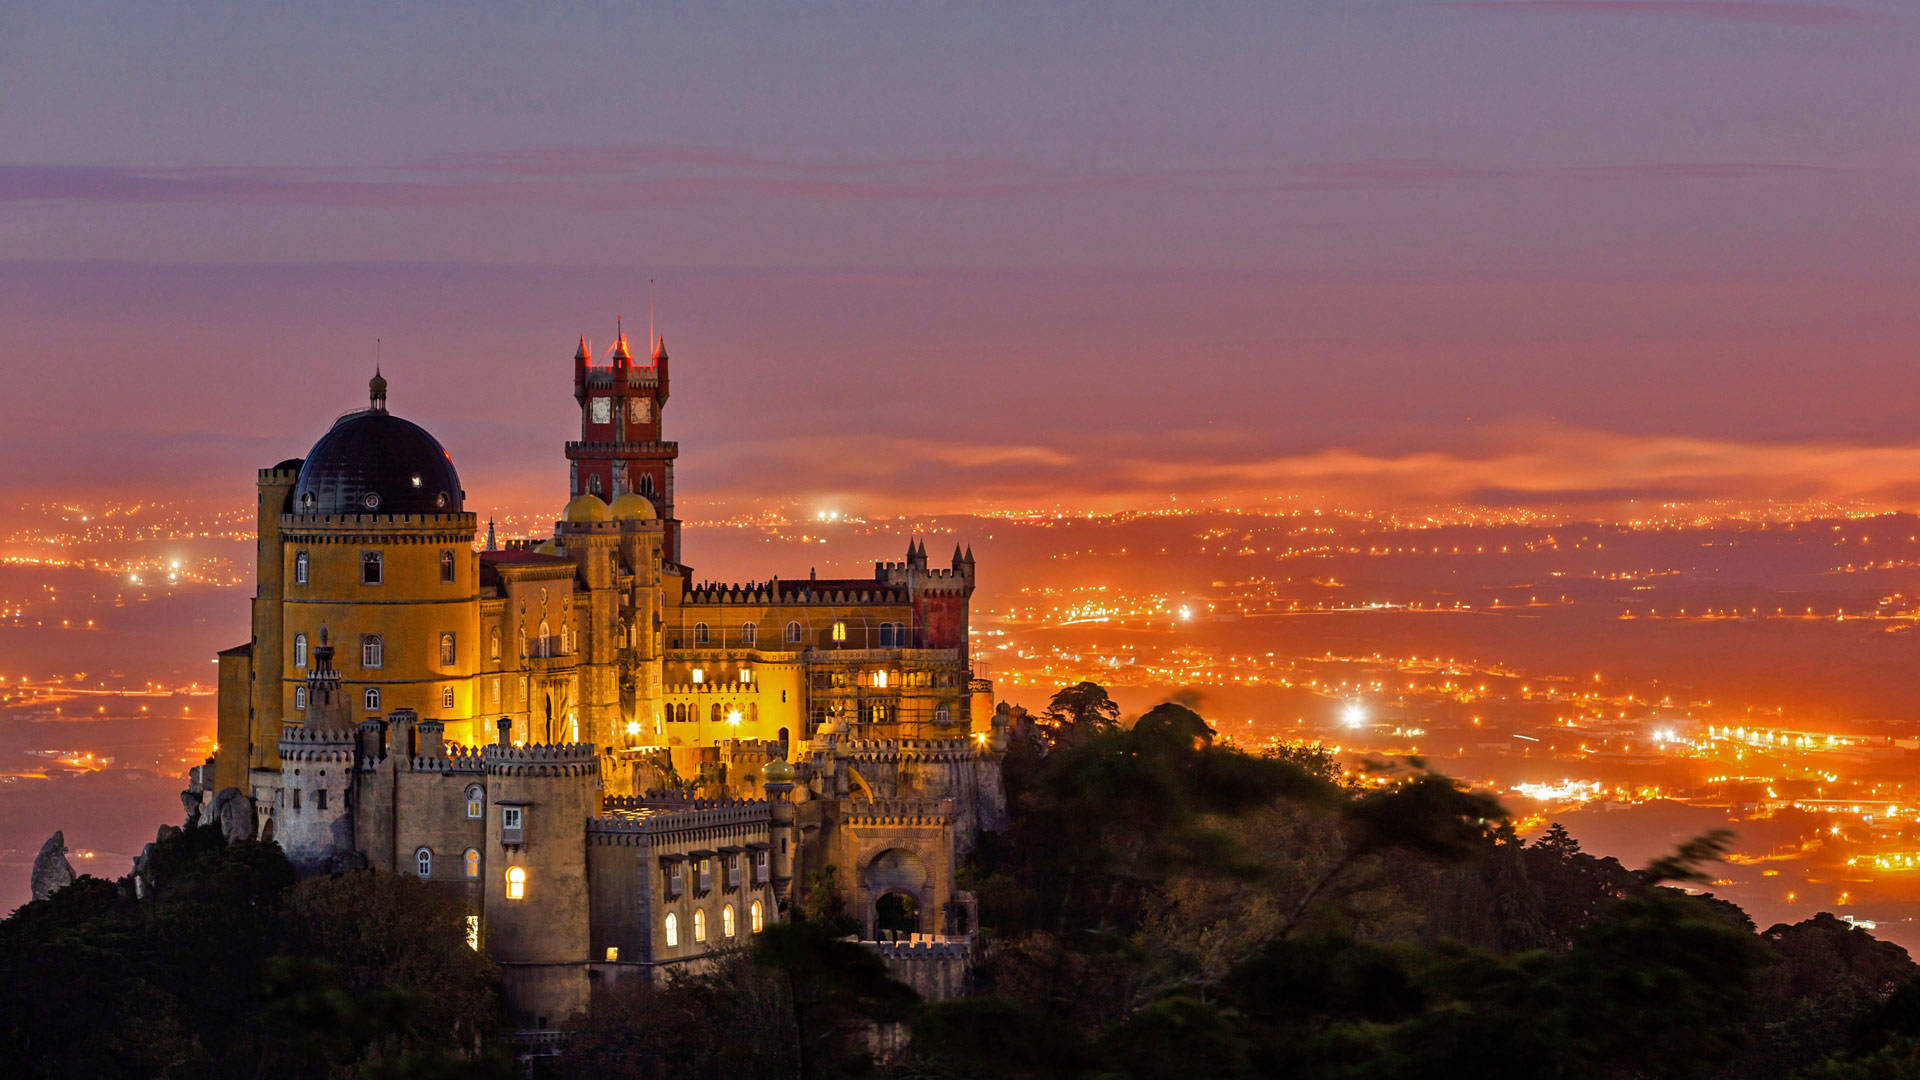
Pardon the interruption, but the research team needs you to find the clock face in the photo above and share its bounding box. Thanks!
[590,397,611,424]
[628,398,652,424]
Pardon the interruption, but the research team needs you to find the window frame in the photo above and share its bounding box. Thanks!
[361,550,382,586]
[740,622,756,646]
[415,847,433,878]
[831,620,847,643]
[465,784,484,819]
[505,865,526,901]
[294,685,307,711]
[692,622,709,645]
[294,632,308,669]
[464,848,480,879]
[293,550,309,585]
[364,687,381,711]
[664,912,678,947]
[361,634,383,669]
[785,621,802,644]
[439,549,455,584]
[440,631,455,667]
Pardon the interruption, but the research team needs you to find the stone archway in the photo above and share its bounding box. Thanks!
[875,891,919,940]
[863,847,929,939]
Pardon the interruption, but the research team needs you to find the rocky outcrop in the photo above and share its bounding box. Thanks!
[30,831,76,901]
[180,788,203,828]
[210,787,256,843]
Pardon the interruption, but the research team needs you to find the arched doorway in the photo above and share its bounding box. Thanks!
[875,891,919,941]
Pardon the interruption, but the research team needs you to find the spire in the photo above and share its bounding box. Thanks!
[611,316,631,361]
[369,367,388,413]
[485,518,497,551]
[952,543,964,566]
[652,335,667,363]
[574,335,589,362]
[964,545,975,564]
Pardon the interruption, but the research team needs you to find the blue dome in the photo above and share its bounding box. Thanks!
[294,409,463,516]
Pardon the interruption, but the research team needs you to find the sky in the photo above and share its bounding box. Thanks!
[4,1,1919,518]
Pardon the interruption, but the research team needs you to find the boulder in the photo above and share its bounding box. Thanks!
[180,788,202,827]
[210,787,255,843]
[30,831,76,902]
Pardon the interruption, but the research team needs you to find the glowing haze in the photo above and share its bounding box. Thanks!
[4,2,1919,520]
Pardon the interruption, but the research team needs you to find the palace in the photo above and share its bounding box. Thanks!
[192,327,1007,1029]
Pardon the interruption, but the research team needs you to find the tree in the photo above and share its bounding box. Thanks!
[1040,682,1120,745]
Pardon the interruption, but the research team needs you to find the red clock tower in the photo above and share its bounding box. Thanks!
[567,325,681,562]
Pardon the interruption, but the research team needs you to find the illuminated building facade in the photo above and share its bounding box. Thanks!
[196,330,1005,1028]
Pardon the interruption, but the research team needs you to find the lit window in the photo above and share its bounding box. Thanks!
[464,848,480,879]
[465,785,484,819]
[664,912,678,947]
[362,551,382,585]
[691,668,704,684]
[361,634,383,669]
[741,622,756,646]
[293,551,309,585]
[605,946,619,961]
[294,632,308,669]
[440,632,455,666]
[831,621,846,643]
[873,670,889,689]
[693,622,709,645]
[751,900,764,933]
[295,686,307,710]
[440,549,455,584]
[539,621,550,657]
[416,847,433,878]
[785,621,802,644]
[441,685,455,710]
[505,866,526,900]
[723,904,736,938]
[364,687,381,711]
[693,909,706,943]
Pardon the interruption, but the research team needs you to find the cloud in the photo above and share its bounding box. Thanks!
[1435,1,1879,27]
[679,424,1920,517]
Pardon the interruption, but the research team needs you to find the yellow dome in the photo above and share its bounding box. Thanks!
[563,494,612,523]
[608,492,657,521]
[764,759,796,784]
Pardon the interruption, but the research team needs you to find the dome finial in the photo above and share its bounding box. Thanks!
[369,366,388,413]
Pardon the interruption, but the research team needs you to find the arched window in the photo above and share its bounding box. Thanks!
[935,704,951,725]
[877,623,893,648]
[785,621,802,645]
[639,474,654,497]
[710,703,721,724]
[293,551,309,585]
[722,904,736,938]
[364,687,381,711]
[751,900,764,934]
[505,866,527,900]
[664,912,678,947]
[741,622,756,646]
[693,909,707,943]
[415,847,432,878]
[361,550,382,585]
[490,627,501,660]
[831,621,847,643]
[294,632,308,669]
[518,628,528,659]
[464,848,480,879]
[465,784,484,819]
[361,634,383,669]
[538,621,550,657]
[295,686,307,710]
[441,685,454,710]
[439,549,455,584]
[440,632,455,666]
[588,473,602,494]
[693,622,709,645]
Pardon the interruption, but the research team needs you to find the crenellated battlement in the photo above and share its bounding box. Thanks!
[483,742,598,777]
[409,744,487,773]
[842,796,953,827]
